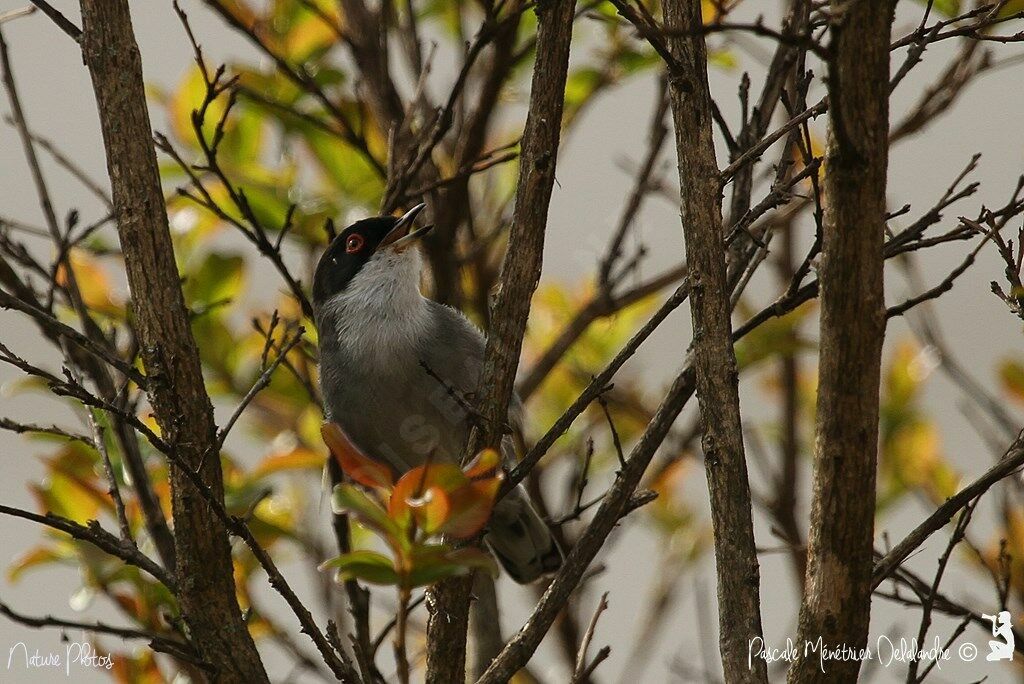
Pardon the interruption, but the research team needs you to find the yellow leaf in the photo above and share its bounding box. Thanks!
[7,545,67,582]
[998,357,1024,404]
[57,250,121,315]
[701,0,721,23]
[881,419,960,506]
[252,446,323,478]
[285,13,337,62]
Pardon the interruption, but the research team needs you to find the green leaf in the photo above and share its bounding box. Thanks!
[996,1,1024,19]
[563,67,604,122]
[301,125,384,207]
[331,484,402,541]
[405,544,497,588]
[618,47,660,75]
[320,550,400,586]
[708,49,738,71]
[184,251,246,309]
[912,0,960,17]
[734,303,813,370]
[219,106,265,164]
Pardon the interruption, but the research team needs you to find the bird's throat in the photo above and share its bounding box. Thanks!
[318,249,430,371]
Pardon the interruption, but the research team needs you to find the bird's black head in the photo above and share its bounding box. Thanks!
[312,204,429,308]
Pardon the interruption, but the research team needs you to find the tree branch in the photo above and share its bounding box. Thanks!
[873,432,1024,590]
[425,2,577,681]
[77,1,269,679]
[0,504,175,591]
[0,600,194,661]
[1,15,177,571]
[27,0,81,41]
[0,289,147,388]
[789,3,895,682]
[661,1,767,681]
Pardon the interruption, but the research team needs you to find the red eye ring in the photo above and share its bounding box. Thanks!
[345,233,365,254]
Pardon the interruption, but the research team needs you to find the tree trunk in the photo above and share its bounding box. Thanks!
[788,2,894,682]
[424,1,577,681]
[661,1,767,682]
[77,2,268,681]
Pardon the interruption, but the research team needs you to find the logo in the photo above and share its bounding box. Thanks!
[983,611,1015,662]
[6,641,113,675]
[747,609,1017,672]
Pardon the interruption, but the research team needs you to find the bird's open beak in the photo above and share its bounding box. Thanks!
[379,203,432,252]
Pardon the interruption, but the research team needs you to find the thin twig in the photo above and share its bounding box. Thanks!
[0,416,93,445]
[0,505,174,590]
[215,326,306,451]
[26,0,81,41]
[2,115,112,208]
[506,279,690,495]
[886,229,991,319]
[87,408,133,542]
[0,600,193,659]
[0,6,36,25]
[0,289,147,388]
[571,592,610,683]
[873,431,1024,589]
[597,395,626,469]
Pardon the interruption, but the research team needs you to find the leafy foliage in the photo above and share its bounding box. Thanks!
[878,341,960,509]
[6,0,1022,679]
[321,422,499,588]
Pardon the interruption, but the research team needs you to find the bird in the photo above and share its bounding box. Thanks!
[312,203,563,583]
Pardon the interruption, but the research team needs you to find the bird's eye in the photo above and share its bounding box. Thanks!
[345,234,365,254]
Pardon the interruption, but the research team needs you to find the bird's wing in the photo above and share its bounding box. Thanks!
[420,301,525,432]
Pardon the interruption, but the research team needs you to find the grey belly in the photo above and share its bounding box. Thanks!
[323,368,472,473]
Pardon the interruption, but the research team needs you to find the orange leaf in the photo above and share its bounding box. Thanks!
[444,450,505,539]
[56,250,121,315]
[407,486,451,535]
[442,475,502,539]
[464,447,502,480]
[321,422,394,489]
[390,464,463,533]
[388,452,505,539]
[251,446,323,478]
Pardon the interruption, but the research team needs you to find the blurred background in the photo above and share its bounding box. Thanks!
[1,0,1023,681]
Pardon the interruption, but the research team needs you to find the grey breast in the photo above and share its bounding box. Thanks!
[320,301,489,472]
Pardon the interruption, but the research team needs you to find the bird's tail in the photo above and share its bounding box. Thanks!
[485,487,563,584]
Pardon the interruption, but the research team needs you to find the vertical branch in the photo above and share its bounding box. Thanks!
[788,2,895,683]
[724,0,809,229]
[337,0,404,126]
[661,1,767,682]
[77,1,268,681]
[394,588,412,684]
[327,458,381,683]
[771,212,807,587]
[424,1,577,681]
[424,573,475,683]
[474,0,575,451]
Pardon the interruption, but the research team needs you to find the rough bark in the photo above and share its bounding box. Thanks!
[661,1,767,682]
[77,2,268,681]
[788,2,895,682]
[473,0,575,451]
[424,1,576,681]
